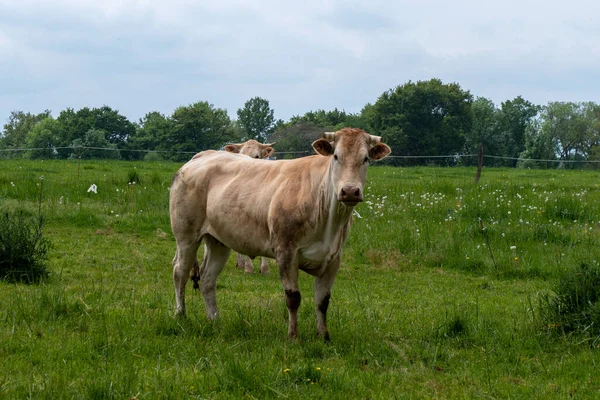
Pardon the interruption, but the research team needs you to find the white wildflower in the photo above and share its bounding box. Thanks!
[87,184,98,194]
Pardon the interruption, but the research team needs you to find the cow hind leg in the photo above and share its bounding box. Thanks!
[172,241,200,316]
[314,256,341,342]
[200,235,231,319]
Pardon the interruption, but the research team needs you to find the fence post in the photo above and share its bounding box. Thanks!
[474,143,483,184]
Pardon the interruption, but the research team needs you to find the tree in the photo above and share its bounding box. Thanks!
[464,97,503,166]
[53,106,135,159]
[166,102,234,161]
[364,79,473,165]
[236,97,275,141]
[267,121,325,158]
[538,102,600,168]
[25,117,61,159]
[1,110,51,158]
[90,106,136,150]
[498,96,540,167]
[518,118,557,169]
[70,128,120,159]
[127,112,172,160]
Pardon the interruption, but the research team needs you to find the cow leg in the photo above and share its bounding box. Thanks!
[314,256,341,342]
[244,255,254,273]
[236,252,246,270]
[277,253,300,338]
[260,257,270,274]
[200,235,231,319]
[172,241,200,316]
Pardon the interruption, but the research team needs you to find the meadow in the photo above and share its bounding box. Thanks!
[1,158,600,399]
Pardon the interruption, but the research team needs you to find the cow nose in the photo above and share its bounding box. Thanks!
[339,185,363,204]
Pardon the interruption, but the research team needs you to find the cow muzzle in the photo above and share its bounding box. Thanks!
[339,185,363,206]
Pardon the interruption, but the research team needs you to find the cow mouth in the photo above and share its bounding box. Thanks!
[340,200,361,207]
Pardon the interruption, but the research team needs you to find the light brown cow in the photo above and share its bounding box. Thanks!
[223,140,274,274]
[170,128,391,341]
[188,140,274,284]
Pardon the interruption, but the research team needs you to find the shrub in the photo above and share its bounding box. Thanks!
[540,263,600,336]
[0,210,51,283]
[143,151,163,162]
[127,170,141,185]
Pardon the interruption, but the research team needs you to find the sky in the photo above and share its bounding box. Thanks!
[1,0,599,125]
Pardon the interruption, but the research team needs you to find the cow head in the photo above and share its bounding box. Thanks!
[312,128,391,207]
[224,140,275,159]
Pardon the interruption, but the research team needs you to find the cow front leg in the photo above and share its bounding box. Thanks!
[314,256,340,342]
[260,257,270,274]
[200,236,231,319]
[236,252,246,270]
[244,256,254,273]
[172,241,200,316]
[277,253,300,338]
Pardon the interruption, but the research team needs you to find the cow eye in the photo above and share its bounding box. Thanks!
[255,156,260,159]
[364,157,369,164]
[334,154,338,161]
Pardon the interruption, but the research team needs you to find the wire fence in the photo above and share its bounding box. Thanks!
[1,145,599,165]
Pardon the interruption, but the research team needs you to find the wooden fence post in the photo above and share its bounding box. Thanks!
[474,143,483,184]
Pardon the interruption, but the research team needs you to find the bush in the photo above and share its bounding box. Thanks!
[0,210,51,283]
[540,263,600,336]
[127,170,141,185]
[143,151,163,162]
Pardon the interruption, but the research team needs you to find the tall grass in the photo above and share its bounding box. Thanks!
[1,160,600,398]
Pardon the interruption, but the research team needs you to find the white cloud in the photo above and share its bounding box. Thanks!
[1,0,599,123]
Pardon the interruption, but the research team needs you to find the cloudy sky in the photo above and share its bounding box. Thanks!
[1,0,599,124]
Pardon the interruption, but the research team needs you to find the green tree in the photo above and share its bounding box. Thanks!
[464,97,504,166]
[127,112,172,160]
[236,97,275,141]
[24,117,61,159]
[498,96,540,166]
[287,108,366,131]
[54,106,135,159]
[91,106,136,150]
[167,102,234,161]
[0,110,52,158]
[538,102,600,168]
[364,79,473,165]
[518,118,557,169]
[267,121,325,158]
[70,128,120,159]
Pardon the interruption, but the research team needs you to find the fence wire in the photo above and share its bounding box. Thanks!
[0,146,599,164]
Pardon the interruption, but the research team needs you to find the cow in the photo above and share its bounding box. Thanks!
[223,140,274,274]
[188,140,274,285]
[169,128,391,341]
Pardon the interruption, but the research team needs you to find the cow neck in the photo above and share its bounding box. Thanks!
[318,157,354,234]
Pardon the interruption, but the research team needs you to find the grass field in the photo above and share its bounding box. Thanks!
[1,159,600,399]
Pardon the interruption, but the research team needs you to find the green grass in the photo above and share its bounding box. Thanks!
[1,159,600,398]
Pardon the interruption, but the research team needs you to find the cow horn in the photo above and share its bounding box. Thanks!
[262,142,275,147]
[368,135,382,145]
[323,132,336,141]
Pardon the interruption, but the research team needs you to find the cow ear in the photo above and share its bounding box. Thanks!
[312,139,334,156]
[369,143,391,160]
[224,144,241,153]
[263,147,274,158]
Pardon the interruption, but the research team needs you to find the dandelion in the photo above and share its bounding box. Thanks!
[316,367,321,371]
[87,184,98,194]
[283,368,290,373]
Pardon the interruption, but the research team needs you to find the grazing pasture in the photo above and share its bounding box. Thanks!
[1,159,600,398]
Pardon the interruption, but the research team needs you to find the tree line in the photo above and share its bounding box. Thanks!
[2,78,599,168]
